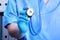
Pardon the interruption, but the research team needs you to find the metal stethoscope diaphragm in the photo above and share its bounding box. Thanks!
[27,8,34,17]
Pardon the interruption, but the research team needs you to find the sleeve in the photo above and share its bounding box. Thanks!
[3,0,17,28]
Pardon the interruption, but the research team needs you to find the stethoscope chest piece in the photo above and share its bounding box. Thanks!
[27,8,34,17]
[28,8,41,36]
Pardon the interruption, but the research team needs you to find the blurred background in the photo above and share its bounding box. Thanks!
[0,0,17,40]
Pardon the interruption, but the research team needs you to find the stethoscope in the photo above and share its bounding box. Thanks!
[26,8,41,36]
[26,7,41,36]
[26,0,42,36]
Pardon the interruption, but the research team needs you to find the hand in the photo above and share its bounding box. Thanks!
[17,8,30,34]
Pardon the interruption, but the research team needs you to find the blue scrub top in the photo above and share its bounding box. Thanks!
[4,0,60,40]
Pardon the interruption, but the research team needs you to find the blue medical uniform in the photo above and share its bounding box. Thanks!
[4,0,60,40]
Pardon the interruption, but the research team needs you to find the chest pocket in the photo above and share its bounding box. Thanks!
[41,0,60,14]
